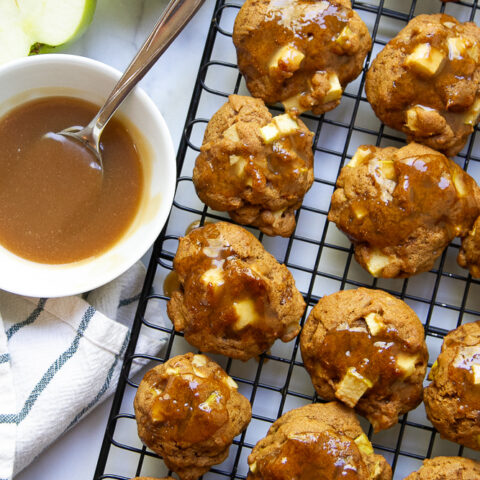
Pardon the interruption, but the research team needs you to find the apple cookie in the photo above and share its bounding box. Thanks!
[232,0,371,115]
[424,321,480,450]
[247,402,392,480]
[458,216,480,278]
[134,353,252,480]
[404,456,480,480]
[193,95,314,237]
[366,14,480,157]
[300,288,428,431]
[328,143,480,278]
[167,222,306,360]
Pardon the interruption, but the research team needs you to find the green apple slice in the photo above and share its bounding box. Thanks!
[0,0,96,65]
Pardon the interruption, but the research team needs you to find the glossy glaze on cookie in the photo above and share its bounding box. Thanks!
[328,143,480,278]
[233,0,371,115]
[366,14,480,156]
[424,321,480,450]
[134,353,251,480]
[193,95,314,236]
[247,402,392,480]
[300,288,428,431]
[167,222,306,360]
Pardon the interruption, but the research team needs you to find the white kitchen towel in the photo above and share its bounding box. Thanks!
[0,261,166,479]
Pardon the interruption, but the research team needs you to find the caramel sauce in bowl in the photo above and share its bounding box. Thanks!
[0,54,176,297]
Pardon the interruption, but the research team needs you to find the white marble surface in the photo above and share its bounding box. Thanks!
[15,0,214,478]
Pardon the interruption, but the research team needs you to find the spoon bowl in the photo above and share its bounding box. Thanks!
[57,122,103,170]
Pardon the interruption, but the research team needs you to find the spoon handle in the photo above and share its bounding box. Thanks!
[89,0,206,137]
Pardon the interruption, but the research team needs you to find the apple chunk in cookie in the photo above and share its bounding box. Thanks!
[0,0,96,65]
[193,95,314,237]
[328,143,480,278]
[167,222,306,361]
[134,353,251,480]
[300,288,428,431]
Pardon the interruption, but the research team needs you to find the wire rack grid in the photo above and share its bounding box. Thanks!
[94,0,480,479]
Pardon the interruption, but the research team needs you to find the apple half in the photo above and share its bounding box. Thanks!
[0,0,96,65]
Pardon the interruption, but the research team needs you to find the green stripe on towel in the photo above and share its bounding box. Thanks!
[66,331,130,430]
[0,306,95,425]
[6,298,47,339]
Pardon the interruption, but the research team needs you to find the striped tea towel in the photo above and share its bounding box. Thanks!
[0,261,167,479]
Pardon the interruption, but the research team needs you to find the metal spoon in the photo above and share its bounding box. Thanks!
[58,0,205,171]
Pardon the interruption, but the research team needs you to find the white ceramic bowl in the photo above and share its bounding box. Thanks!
[0,54,176,297]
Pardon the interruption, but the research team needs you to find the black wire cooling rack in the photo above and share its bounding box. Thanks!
[94,0,480,478]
